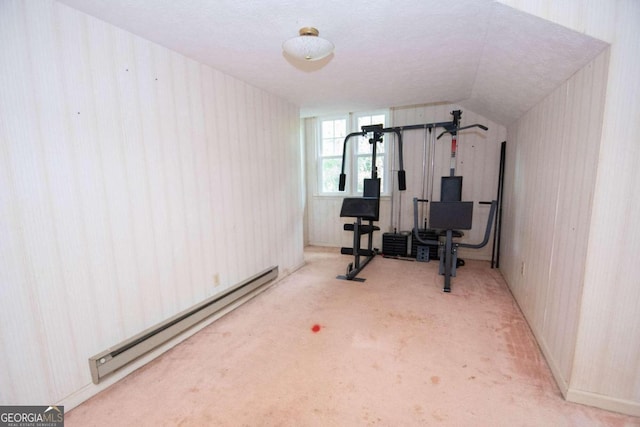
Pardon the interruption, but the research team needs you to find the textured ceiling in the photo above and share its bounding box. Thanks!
[56,0,608,125]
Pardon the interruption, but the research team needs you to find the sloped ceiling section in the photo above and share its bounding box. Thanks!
[56,0,607,125]
[460,4,608,125]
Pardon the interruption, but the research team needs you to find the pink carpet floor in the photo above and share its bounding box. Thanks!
[67,247,640,426]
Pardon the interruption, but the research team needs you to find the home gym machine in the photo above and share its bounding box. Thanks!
[411,110,497,292]
[336,125,406,281]
[336,110,498,290]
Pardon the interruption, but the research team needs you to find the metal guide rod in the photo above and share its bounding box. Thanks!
[421,125,428,223]
[389,131,396,231]
[449,110,462,176]
[397,130,404,230]
[450,134,457,177]
[429,126,436,214]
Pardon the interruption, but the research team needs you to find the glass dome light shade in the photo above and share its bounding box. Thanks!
[282,27,334,61]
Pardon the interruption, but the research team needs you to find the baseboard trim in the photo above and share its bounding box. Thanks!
[566,388,640,417]
[500,280,571,397]
[502,276,640,418]
[533,326,570,397]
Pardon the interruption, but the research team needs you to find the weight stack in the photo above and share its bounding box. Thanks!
[382,232,410,257]
[411,229,439,259]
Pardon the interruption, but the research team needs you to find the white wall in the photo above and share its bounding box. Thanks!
[500,0,640,416]
[0,0,303,408]
[305,105,506,261]
[501,48,609,392]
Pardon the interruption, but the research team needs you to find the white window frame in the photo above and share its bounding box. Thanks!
[316,115,349,195]
[317,109,391,196]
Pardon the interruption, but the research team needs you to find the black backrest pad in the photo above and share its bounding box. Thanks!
[441,176,463,202]
[340,197,380,220]
[429,201,473,230]
[363,178,381,198]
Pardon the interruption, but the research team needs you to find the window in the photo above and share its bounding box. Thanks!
[318,110,390,195]
[318,117,347,193]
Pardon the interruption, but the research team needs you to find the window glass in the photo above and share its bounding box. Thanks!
[317,111,389,195]
[321,158,342,193]
[321,119,346,156]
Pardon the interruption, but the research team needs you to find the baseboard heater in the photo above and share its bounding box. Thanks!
[89,265,278,384]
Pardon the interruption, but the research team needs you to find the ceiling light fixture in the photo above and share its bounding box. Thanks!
[282,27,334,61]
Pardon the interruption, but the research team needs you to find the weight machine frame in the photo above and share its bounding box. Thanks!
[336,110,497,289]
[336,125,406,281]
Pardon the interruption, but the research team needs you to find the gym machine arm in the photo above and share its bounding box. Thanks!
[338,126,406,192]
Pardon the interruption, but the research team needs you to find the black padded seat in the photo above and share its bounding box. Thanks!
[340,197,379,220]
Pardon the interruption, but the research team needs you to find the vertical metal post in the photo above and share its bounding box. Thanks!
[444,229,453,292]
[449,134,457,177]
[389,132,396,232]
[449,110,462,177]
[421,126,428,222]
[353,217,361,270]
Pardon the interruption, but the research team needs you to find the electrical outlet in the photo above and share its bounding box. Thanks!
[213,273,220,287]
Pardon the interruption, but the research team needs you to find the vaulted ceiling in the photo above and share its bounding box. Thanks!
[57,0,608,125]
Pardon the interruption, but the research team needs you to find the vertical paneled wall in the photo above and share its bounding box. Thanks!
[566,0,640,414]
[501,49,609,393]
[501,0,640,416]
[0,0,303,407]
[305,105,506,261]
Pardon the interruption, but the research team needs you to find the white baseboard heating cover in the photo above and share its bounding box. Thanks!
[89,266,278,384]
